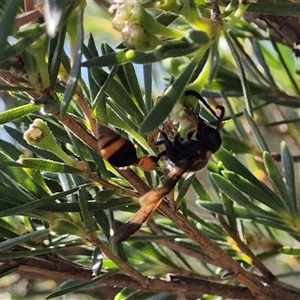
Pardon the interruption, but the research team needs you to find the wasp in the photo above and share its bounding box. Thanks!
[153,90,225,171]
[95,123,157,171]
[111,90,225,242]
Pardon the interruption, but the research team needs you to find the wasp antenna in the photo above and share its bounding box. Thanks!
[216,105,225,121]
[216,106,225,131]
[185,90,223,121]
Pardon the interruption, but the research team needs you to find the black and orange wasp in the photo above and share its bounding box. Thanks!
[98,90,225,242]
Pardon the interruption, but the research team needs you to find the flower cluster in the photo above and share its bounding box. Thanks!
[109,2,160,50]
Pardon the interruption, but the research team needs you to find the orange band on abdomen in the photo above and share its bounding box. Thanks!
[100,138,126,160]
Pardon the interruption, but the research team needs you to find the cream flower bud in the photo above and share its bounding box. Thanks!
[23,119,57,149]
[122,23,160,50]
[23,119,86,170]
[110,2,143,32]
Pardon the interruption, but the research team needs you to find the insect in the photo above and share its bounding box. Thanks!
[154,90,225,171]
[95,123,157,171]
[111,90,225,242]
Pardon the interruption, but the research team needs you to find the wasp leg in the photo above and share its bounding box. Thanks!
[153,131,173,147]
[156,150,167,160]
[173,134,185,146]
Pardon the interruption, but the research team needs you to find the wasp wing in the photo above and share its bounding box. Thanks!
[111,166,188,243]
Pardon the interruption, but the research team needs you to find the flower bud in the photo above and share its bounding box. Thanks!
[23,119,85,169]
[122,23,160,50]
[110,3,135,32]
[24,119,57,149]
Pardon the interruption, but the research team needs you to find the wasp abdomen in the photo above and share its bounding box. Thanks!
[96,124,139,167]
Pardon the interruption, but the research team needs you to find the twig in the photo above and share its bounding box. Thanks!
[217,215,276,282]
[0,257,256,299]
[55,113,98,152]
[14,9,42,28]
[3,256,300,300]
[99,243,146,285]
[75,90,99,133]
[156,201,275,298]
[145,220,216,266]
[88,172,140,199]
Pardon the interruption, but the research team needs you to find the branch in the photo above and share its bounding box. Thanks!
[155,201,300,299]
[217,215,276,281]
[0,256,255,299]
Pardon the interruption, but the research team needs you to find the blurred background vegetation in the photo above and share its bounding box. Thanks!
[1,0,300,299]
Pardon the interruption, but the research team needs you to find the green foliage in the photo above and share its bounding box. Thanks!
[1,1,300,299]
